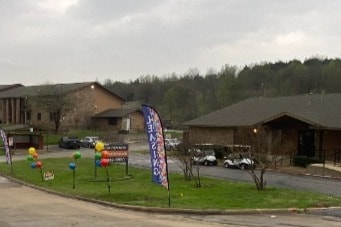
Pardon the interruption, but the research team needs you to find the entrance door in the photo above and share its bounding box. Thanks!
[298,130,315,157]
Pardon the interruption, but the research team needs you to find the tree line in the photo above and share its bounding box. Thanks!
[103,57,341,127]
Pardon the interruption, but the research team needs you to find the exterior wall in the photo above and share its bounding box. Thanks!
[22,83,125,131]
[320,130,341,159]
[93,111,145,132]
[93,85,124,114]
[94,118,120,131]
[129,111,144,132]
[187,120,341,162]
[187,127,235,145]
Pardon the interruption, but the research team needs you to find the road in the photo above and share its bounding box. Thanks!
[0,143,340,226]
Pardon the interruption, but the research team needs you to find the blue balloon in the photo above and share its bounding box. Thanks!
[69,162,76,170]
[30,162,36,169]
[95,159,102,168]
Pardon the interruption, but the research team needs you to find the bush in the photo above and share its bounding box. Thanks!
[293,156,323,167]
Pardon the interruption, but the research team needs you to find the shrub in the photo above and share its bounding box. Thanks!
[293,156,323,167]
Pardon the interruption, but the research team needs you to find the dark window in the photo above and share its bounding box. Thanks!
[37,113,41,121]
[108,118,117,125]
[27,111,31,121]
[50,112,54,121]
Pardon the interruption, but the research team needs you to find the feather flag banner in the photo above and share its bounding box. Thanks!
[142,105,169,190]
[0,129,12,165]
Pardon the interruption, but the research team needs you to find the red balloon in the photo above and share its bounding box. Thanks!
[101,150,109,159]
[35,161,42,169]
[100,158,109,167]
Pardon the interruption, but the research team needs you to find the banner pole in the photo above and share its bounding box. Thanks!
[142,105,171,207]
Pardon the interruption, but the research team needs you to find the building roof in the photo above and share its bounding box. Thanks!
[183,93,341,130]
[0,82,125,101]
[0,84,23,92]
[93,108,141,118]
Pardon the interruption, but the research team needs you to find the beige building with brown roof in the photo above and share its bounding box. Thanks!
[0,82,144,132]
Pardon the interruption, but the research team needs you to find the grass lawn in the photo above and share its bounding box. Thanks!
[1,157,340,210]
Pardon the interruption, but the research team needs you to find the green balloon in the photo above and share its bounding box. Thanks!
[73,151,81,159]
[27,154,33,161]
[95,152,102,160]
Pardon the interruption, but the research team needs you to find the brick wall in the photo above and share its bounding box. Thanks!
[187,127,234,145]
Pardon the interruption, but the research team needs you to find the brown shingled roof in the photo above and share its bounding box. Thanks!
[183,93,341,130]
[0,84,23,92]
[0,82,125,101]
[93,108,141,118]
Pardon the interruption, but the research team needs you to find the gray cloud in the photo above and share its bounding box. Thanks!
[1,0,340,85]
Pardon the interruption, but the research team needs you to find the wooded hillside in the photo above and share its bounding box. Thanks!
[104,57,341,127]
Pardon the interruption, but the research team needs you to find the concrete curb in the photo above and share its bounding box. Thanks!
[1,173,339,216]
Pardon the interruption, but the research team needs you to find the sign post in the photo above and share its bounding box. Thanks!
[104,142,129,175]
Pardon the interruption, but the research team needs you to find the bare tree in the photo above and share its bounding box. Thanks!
[245,127,272,191]
[29,84,77,132]
[170,139,202,188]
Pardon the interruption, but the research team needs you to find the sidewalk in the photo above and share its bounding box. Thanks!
[268,163,341,179]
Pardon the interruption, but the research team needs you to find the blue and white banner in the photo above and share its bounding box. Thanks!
[142,105,169,190]
[0,129,12,165]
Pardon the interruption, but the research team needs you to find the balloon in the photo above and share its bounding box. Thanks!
[27,154,33,161]
[32,152,38,159]
[95,152,102,160]
[100,158,110,167]
[30,162,36,169]
[95,142,104,152]
[73,151,81,159]
[101,150,109,159]
[35,161,42,169]
[95,159,102,167]
[28,147,36,155]
[69,162,76,170]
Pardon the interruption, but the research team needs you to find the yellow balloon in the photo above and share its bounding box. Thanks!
[95,142,104,152]
[28,147,36,155]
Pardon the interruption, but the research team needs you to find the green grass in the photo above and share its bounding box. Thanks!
[1,157,340,210]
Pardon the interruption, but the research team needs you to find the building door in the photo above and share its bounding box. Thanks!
[298,130,315,157]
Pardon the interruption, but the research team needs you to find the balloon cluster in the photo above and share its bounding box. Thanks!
[27,147,42,169]
[94,142,110,168]
[69,151,82,170]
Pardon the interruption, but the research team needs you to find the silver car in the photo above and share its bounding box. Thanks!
[80,136,101,148]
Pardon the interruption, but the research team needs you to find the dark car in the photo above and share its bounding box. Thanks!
[58,136,81,149]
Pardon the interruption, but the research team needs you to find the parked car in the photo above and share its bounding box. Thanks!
[191,148,217,166]
[80,136,101,148]
[223,153,254,170]
[58,136,81,149]
[165,138,181,151]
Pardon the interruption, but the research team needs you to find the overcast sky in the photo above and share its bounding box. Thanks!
[1,0,340,86]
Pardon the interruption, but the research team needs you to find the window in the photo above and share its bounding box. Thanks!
[108,117,117,126]
[50,112,55,121]
[27,111,31,121]
[37,112,41,121]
